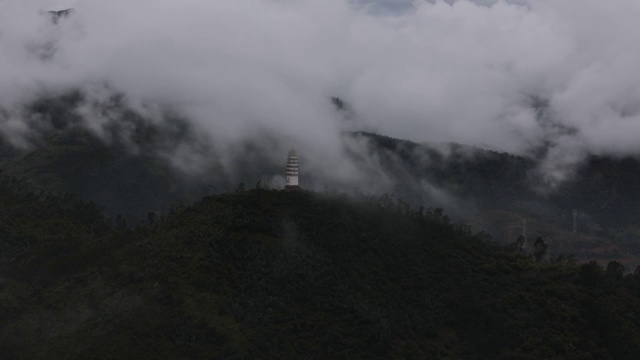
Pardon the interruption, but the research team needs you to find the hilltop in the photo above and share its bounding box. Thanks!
[1,181,640,359]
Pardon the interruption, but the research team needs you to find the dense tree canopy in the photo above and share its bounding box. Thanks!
[0,178,640,359]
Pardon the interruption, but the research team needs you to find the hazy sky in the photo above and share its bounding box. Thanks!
[1,0,640,187]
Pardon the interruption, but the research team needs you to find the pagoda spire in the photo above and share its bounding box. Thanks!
[285,149,299,189]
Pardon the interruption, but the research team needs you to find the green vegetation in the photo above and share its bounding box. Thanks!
[1,177,640,359]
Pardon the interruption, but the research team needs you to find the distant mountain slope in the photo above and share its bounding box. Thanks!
[352,131,536,209]
[553,155,640,228]
[350,132,640,267]
[357,131,640,231]
[0,92,229,220]
[0,127,217,220]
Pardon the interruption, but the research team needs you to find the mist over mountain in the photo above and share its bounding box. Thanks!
[3,0,640,189]
[11,0,640,304]
[2,87,640,267]
[5,1,640,358]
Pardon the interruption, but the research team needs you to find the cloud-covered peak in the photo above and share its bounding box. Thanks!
[1,0,640,189]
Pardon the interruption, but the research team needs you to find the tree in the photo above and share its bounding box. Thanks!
[509,235,525,254]
[533,237,547,262]
[606,261,625,280]
[580,260,602,286]
[554,255,567,264]
[147,211,157,224]
[115,214,127,230]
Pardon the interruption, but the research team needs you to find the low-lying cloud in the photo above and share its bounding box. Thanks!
[1,0,640,191]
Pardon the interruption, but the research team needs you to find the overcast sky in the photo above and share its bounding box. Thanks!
[1,0,640,187]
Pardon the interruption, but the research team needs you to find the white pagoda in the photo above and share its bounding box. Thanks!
[285,149,299,189]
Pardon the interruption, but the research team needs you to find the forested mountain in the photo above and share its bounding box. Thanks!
[3,4,640,359]
[4,93,640,268]
[1,181,640,359]
[354,131,640,267]
[2,92,640,357]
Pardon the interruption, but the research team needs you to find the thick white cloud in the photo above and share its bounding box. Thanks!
[1,0,640,188]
